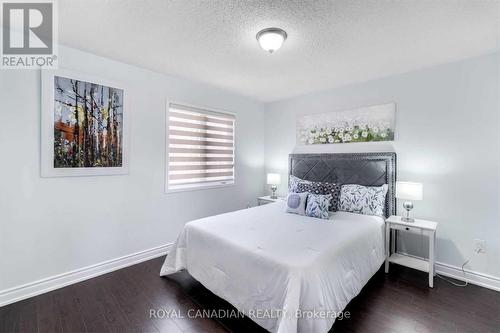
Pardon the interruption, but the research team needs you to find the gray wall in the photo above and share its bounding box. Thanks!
[264,53,500,279]
[0,46,265,291]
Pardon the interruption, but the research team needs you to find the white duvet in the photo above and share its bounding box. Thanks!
[160,201,385,333]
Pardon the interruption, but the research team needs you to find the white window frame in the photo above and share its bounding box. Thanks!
[165,100,236,193]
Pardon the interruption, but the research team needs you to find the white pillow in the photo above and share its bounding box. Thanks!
[338,184,388,216]
[284,192,309,216]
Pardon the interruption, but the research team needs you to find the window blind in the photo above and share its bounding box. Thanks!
[167,103,235,190]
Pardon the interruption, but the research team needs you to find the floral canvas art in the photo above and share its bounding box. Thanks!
[297,103,395,145]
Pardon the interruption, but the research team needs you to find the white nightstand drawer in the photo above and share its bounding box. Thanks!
[390,223,422,234]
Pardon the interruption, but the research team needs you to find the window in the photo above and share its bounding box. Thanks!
[166,103,235,191]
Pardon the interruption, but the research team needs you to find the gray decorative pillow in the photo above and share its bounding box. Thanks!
[338,184,388,217]
[285,192,309,215]
[318,182,341,211]
[305,193,332,219]
[297,181,323,195]
[297,181,341,211]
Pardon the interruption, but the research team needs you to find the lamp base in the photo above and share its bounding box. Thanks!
[402,201,415,222]
[270,185,277,199]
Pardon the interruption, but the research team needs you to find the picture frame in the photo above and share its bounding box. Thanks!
[41,68,130,177]
[296,103,396,145]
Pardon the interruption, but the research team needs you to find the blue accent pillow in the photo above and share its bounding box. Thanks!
[305,193,332,219]
[285,192,308,215]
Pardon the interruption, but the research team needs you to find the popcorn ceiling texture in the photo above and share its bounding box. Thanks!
[59,0,499,102]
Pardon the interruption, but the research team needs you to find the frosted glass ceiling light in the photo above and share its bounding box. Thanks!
[256,28,287,53]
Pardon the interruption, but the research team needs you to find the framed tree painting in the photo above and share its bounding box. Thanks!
[41,69,129,177]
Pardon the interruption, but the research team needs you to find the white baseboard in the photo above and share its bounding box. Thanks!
[435,261,500,292]
[0,243,172,307]
[3,245,498,308]
[397,251,500,292]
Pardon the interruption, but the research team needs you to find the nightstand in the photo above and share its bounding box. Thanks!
[257,195,284,206]
[385,215,437,287]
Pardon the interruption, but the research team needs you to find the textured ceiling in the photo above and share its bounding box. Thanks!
[59,0,500,102]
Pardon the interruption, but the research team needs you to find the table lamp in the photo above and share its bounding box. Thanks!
[396,181,423,222]
[267,173,281,199]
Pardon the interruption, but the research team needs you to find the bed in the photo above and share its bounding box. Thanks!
[161,153,396,333]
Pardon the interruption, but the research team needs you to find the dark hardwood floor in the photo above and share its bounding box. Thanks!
[1,256,499,333]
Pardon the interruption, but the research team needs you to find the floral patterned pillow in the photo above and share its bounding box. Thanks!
[305,193,332,219]
[338,184,388,217]
[289,175,306,192]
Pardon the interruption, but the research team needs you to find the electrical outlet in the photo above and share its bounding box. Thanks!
[474,239,486,254]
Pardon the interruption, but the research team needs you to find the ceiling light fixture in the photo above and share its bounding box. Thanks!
[256,28,287,53]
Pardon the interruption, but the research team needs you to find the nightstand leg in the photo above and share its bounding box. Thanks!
[391,229,396,254]
[429,230,435,288]
[385,224,390,273]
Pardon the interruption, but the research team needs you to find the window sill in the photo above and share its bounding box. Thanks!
[164,182,236,194]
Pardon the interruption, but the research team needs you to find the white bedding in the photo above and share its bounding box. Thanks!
[160,201,385,333]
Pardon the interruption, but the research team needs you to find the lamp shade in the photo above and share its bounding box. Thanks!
[396,181,423,201]
[267,173,281,185]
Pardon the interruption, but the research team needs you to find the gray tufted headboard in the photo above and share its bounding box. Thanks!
[289,152,397,218]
